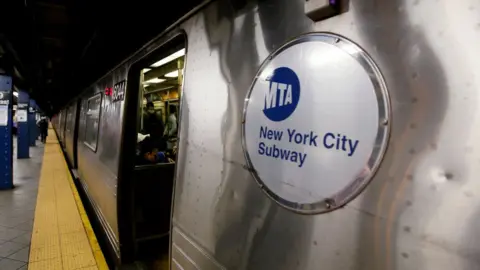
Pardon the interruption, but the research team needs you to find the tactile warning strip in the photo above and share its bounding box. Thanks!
[29,126,108,270]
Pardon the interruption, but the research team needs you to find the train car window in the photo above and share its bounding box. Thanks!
[66,106,74,133]
[84,93,102,152]
[135,43,184,166]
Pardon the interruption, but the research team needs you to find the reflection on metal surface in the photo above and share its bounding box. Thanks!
[241,32,391,214]
[77,176,121,257]
[171,226,225,270]
[171,0,480,269]
[174,0,315,269]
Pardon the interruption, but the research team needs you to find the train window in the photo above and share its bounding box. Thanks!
[66,106,74,133]
[135,42,184,166]
[84,93,102,151]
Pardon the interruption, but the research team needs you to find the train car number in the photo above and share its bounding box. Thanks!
[112,80,126,102]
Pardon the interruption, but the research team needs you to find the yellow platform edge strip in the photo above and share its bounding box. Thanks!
[61,149,109,270]
[29,126,108,270]
[55,129,109,269]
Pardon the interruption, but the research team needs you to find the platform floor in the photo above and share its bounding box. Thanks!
[27,128,108,270]
[0,138,44,269]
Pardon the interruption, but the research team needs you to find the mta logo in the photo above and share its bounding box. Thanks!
[263,67,300,122]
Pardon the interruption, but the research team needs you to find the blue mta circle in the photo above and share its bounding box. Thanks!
[262,67,300,122]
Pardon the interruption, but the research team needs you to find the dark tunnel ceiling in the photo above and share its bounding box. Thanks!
[0,0,206,115]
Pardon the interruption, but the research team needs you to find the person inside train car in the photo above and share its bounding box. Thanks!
[136,102,168,164]
[142,101,165,139]
[136,135,169,165]
[163,105,177,151]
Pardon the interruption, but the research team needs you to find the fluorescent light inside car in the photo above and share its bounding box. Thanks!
[143,78,165,84]
[164,70,179,78]
[142,68,151,73]
[150,48,185,68]
[13,91,18,97]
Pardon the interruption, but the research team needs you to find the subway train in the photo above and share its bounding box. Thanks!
[51,0,480,269]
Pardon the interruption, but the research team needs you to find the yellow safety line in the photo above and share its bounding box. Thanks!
[29,126,108,270]
[62,154,109,270]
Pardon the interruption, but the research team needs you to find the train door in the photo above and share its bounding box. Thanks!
[118,34,186,264]
[65,101,80,168]
[58,110,64,142]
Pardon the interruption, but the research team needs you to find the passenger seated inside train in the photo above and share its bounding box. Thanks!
[136,102,178,165]
[136,101,166,164]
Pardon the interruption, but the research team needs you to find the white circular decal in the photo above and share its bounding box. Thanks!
[242,33,390,214]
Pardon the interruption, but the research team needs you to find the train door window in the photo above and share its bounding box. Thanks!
[135,39,185,166]
[84,93,102,151]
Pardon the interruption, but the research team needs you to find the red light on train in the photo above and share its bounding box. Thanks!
[105,87,113,96]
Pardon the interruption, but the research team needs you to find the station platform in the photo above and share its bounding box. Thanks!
[0,135,43,270]
[25,127,108,270]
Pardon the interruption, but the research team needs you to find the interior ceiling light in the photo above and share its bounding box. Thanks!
[164,70,179,78]
[142,68,151,73]
[150,48,185,68]
[143,78,165,84]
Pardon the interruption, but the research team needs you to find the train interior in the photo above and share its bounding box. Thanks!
[129,35,185,262]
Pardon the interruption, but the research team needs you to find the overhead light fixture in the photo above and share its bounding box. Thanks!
[13,91,18,97]
[164,70,179,78]
[143,78,165,84]
[142,68,151,73]
[150,48,185,68]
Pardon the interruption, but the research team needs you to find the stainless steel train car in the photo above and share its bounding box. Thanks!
[52,0,480,269]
